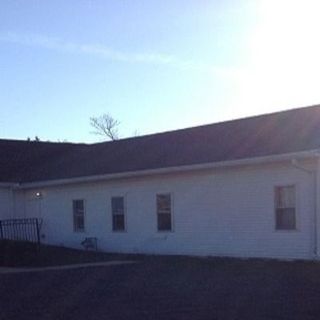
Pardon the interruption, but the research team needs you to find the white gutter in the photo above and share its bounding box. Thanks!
[15,149,320,190]
[0,182,19,188]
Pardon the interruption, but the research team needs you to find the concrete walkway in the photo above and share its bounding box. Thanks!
[0,260,138,274]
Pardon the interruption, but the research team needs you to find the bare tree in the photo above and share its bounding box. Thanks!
[90,113,120,141]
[132,129,140,137]
[27,136,40,142]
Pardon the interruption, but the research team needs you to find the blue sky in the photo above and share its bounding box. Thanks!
[1,1,320,142]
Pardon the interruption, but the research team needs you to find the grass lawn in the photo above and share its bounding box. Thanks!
[1,242,320,319]
[0,240,140,267]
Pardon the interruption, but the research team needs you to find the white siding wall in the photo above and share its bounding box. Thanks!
[0,187,13,219]
[16,161,316,259]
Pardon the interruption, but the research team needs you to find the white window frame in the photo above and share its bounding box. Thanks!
[73,199,85,233]
[274,185,297,231]
[111,196,126,232]
[156,193,173,232]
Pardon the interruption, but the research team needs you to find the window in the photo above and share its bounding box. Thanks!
[111,197,125,231]
[73,199,85,232]
[275,185,296,230]
[157,194,172,231]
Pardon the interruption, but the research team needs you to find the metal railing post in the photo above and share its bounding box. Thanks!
[0,220,3,240]
[35,219,40,246]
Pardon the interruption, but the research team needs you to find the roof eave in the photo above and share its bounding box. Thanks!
[15,149,320,190]
[0,182,20,188]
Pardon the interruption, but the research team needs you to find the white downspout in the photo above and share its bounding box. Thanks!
[312,169,318,258]
[291,159,318,259]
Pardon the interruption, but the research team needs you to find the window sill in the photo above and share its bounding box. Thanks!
[274,229,299,233]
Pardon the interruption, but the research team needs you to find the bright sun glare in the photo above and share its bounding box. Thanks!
[231,0,320,116]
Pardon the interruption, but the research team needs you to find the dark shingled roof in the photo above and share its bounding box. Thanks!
[2,105,320,183]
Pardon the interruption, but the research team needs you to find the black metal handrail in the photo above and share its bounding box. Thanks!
[0,218,42,245]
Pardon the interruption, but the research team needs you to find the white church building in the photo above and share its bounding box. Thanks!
[1,105,320,260]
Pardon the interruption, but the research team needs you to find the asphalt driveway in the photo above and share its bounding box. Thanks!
[1,256,320,320]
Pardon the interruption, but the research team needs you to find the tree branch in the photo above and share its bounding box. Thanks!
[90,113,120,140]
